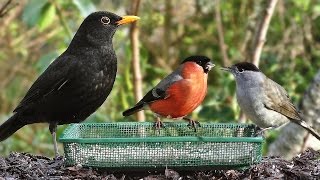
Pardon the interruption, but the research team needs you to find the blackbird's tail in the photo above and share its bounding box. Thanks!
[122,103,145,116]
[0,113,26,141]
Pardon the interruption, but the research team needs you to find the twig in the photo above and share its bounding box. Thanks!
[140,37,171,72]
[27,28,62,49]
[0,59,26,90]
[0,0,17,18]
[129,0,145,122]
[163,0,172,66]
[250,0,278,67]
[214,0,230,66]
[238,0,278,123]
[50,0,72,40]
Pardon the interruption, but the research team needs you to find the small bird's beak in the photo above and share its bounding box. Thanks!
[206,62,215,71]
[116,15,140,25]
[220,67,232,72]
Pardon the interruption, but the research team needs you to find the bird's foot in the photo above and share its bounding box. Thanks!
[255,127,273,137]
[184,118,201,132]
[54,150,62,160]
[153,120,164,134]
[54,155,64,161]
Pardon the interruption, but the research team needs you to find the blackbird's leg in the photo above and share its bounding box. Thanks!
[183,117,201,132]
[49,123,59,159]
[153,117,164,134]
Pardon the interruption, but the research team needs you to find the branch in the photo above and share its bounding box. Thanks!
[214,0,230,66]
[239,1,277,123]
[51,0,72,40]
[250,0,278,67]
[129,0,145,122]
[163,0,172,64]
[240,0,260,59]
[0,0,17,18]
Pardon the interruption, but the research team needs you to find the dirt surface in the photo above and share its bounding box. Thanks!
[0,148,319,179]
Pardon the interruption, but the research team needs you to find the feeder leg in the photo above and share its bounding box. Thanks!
[183,117,201,132]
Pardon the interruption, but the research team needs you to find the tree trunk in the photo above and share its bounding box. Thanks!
[240,0,278,123]
[129,0,145,122]
[250,0,278,67]
[214,0,230,67]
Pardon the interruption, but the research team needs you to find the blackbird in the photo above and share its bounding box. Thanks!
[0,11,139,157]
[123,56,214,132]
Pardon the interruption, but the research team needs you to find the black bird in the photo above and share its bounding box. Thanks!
[0,11,139,157]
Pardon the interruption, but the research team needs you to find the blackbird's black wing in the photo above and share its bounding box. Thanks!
[14,54,77,112]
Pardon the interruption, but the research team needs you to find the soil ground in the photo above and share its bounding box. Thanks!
[0,148,319,179]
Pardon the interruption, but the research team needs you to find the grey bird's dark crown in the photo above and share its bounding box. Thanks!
[234,62,260,72]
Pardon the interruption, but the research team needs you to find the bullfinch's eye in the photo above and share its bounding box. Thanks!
[101,16,110,25]
[238,68,244,73]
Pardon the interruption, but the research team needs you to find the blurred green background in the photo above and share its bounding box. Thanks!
[0,0,320,156]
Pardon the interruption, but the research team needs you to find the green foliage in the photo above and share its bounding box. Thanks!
[22,0,56,31]
[36,52,59,73]
[38,3,56,31]
[22,0,48,27]
[72,0,96,17]
[262,130,279,155]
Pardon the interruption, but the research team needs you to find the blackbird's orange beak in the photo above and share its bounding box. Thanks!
[116,15,140,25]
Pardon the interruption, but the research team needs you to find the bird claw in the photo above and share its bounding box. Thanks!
[255,130,263,137]
[187,119,201,132]
[54,155,64,161]
[153,120,164,134]
[255,127,273,137]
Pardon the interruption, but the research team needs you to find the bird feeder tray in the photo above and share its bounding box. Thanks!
[59,122,263,170]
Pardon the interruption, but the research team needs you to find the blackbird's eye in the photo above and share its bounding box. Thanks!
[101,16,110,25]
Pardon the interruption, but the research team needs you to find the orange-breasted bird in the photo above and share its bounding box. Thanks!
[123,56,214,131]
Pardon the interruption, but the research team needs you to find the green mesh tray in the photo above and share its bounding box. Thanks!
[59,122,263,169]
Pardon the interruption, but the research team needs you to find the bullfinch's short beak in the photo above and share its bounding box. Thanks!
[206,62,215,71]
[116,15,140,25]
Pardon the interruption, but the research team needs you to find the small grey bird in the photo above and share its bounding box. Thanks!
[221,62,320,140]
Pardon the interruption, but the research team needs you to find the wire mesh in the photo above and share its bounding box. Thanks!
[59,122,263,169]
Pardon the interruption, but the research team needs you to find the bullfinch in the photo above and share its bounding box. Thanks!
[123,55,214,131]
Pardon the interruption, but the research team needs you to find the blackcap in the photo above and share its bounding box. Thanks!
[222,62,320,140]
